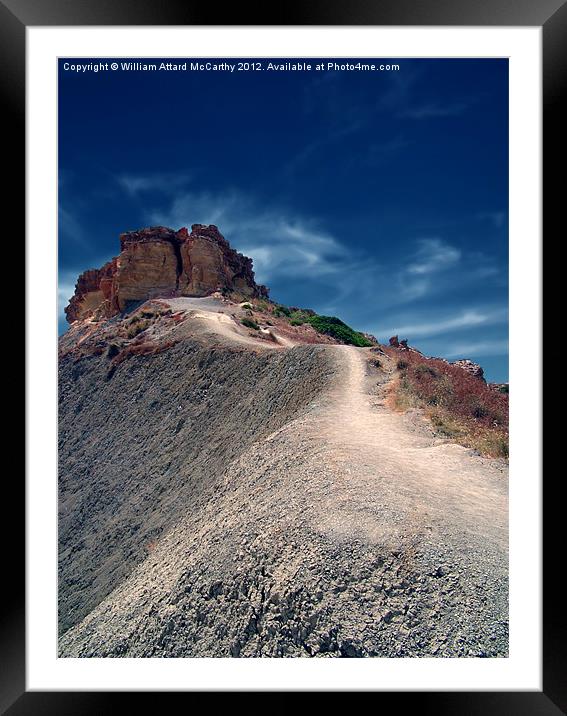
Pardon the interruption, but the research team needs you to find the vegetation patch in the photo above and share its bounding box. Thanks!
[254,299,271,313]
[261,301,372,347]
[304,315,373,347]
[124,306,172,339]
[287,309,314,325]
[273,305,292,318]
[241,318,260,331]
[387,348,508,459]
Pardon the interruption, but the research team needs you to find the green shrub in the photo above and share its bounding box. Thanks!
[241,303,253,311]
[254,299,271,313]
[274,305,292,318]
[241,318,260,330]
[306,315,373,347]
[289,310,311,324]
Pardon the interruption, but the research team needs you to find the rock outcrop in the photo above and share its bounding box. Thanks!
[65,225,268,323]
[488,382,509,394]
[65,258,119,324]
[451,359,485,382]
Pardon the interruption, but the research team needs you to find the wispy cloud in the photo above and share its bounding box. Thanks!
[146,183,500,316]
[370,307,508,341]
[59,206,91,249]
[388,238,462,302]
[444,339,509,359]
[148,189,355,285]
[117,171,193,197]
[399,101,470,120]
[407,238,461,275]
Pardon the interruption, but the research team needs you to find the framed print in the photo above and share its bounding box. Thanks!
[5,0,561,710]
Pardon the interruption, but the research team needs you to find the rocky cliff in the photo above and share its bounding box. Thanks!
[65,224,268,323]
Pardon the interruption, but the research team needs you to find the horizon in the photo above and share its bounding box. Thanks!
[58,57,509,381]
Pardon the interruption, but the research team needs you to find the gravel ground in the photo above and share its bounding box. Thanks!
[58,328,508,657]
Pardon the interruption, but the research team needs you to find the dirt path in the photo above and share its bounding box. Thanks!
[310,346,508,551]
[164,297,295,349]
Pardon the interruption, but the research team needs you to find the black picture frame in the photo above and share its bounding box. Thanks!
[7,0,559,711]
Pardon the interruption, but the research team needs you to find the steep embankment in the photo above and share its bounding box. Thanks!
[58,338,334,636]
[59,328,508,657]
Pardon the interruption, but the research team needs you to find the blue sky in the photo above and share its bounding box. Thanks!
[58,58,508,381]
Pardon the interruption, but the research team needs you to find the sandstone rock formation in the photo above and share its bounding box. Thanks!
[65,225,268,323]
[65,258,119,324]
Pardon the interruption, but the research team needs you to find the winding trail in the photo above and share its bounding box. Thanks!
[310,346,508,552]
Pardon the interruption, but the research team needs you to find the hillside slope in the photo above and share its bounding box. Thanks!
[59,298,508,657]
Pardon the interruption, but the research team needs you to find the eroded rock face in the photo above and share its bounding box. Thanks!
[65,225,268,323]
[115,228,180,311]
[65,258,119,323]
[178,225,261,298]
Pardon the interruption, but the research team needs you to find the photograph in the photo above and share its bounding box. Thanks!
[57,56,510,659]
[6,0,556,704]
[0,0,558,703]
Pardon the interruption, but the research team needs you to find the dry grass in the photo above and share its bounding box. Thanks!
[385,348,508,459]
